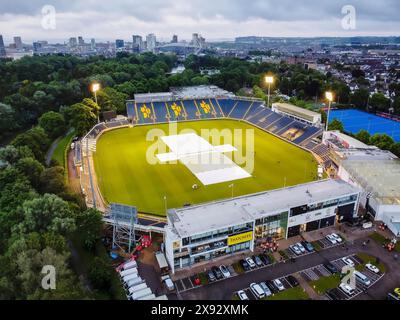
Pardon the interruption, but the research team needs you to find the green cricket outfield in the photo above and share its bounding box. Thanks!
[93,119,318,216]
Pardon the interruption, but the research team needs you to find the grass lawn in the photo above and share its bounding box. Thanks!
[356,253,387,273]
[52,130,75,168]
[309,274,341,295]
[94,119,318,215]
[264,286,309,300]
[369,232,400,252]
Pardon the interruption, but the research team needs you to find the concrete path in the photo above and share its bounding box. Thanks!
[45,136,61,166]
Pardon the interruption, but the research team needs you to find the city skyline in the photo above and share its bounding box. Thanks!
[0,0,399,43]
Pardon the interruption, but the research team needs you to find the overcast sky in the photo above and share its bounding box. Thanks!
[0,0,399,43]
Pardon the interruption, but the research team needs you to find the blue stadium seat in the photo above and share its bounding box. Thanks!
[194,99,215,119]
[209,99,225,117]
[182,100,199,120]
[293,126,322,144]
[229,100,253,119]
[165,101,185,121]
[267,117,295,133]
[244,103,265,121]
[136,102,154,124]
[152,102,169,123]
[217,99,236,116]
[261,112,283,127]
[126,102,136,119]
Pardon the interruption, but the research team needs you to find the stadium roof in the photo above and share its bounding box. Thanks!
[170,85,234,99]
[341,159,400,205]
[325,131,371,149]
[168,179,360,238]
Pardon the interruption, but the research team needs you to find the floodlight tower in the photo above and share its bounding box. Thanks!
[265,76,274,108]
[91,82,100,123]
[325,91,334,131]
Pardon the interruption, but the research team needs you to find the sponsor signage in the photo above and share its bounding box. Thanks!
[227,231,253,246]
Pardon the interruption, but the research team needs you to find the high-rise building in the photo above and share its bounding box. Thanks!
[146,33,156,52]
[115,39,125,49]
[69,37,77,47]
[132,35,143,52]
[14,36,23,50]
[172,35,178,43]
[33,42,42,53]
[192,33,205,49]
[78,36,84,45]
[0,35,6,57]
[91,38,96,50]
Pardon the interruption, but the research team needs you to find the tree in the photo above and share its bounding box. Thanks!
[17,194,76,235]
[350,88,369,110]
[0,145,34,165]
[64,102,97,137]
[77,209,103,251]
[88,257,112,290]
[11,127,50,162]
[38,111,66,139]
[0,103,17,138]
[15,157,44,188]
[370,93,390,112]
[355,130,371,145]
[95,88,127,114]
[328,119,344,132]
[391,143,400,157]
[39,166,66,195]
[369,133,395,151]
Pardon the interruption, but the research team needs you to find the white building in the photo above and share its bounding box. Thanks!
[272,102,322,127]
[165,179,360,273]
[146,34,156,52]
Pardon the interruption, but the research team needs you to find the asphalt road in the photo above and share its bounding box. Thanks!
[179,237,400,300]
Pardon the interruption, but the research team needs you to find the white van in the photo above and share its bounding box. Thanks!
[121,260,137,271]
[120,267,138,278]
[124,276,143,288]
[130,288,152,300]
[354,271,371,286]
[250,283,265,299]
[122,273,139,284]
[128,282,148,295]
[138,294,156,300]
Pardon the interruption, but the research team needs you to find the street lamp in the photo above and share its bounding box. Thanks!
[325,91,334,132]
[91,83,100,123]
[265,76,274,108]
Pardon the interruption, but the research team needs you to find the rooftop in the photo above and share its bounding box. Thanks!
[324,131,371,149]
[342,159,400,205]
[168,179,360,238]
[272,102,321,118]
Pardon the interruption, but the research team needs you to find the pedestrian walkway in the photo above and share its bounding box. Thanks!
[296,272,320,300]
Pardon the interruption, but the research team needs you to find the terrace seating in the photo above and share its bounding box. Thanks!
[311,143,331,163]
[136,102,155,124]
[228,99,253,119]
[209,98,225,117]
[182,100,200,120]
[215,99,236,116]
[152,101,169,122]
[260,112,283,128]
[194,99,215,119]
[267,117,296,134]
[293,126,323,144]
[126,102,136,119]
[165,101,185,121]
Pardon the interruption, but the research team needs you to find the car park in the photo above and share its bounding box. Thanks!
[211,266,223,280]
[259,282,272,296]
[237,290,249,300]
[354,271,371,286]
[219,265,231,278]
[326,289,344,300]
[286,275,299,287]
[266,280,278,293]
[246,257,256,269]
[339,283,355,296]
[239,259,250,271]
[259,254,270,265]
[289,244,302,255]
[302,241,315,252]
[341,257,355,268]
[365,263,380,274]
[253,255,263,267]
[324,262,339,274]
[273,279,285,291]
[207,270,216,282]
[250,283,265,299]
[330,233,343,243]
[296,242,306,254]
[325,234,337,245]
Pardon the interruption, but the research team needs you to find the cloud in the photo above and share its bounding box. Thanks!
[0,0,399,42]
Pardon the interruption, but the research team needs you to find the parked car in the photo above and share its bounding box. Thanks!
[259,254,271,265]
[253,255,263,267]
[239,259,250,271]
[266,280,278,293]
[219,265,231,278]
[365,263,380,274]
[211,266,223,280]
[330,233,343,243]
[324,262,339,274]
[339,282,355,295]
[237,290,249,300]
[273,279,285,291]
[296,242,306,254]
[207,270,216,282]
[259,281,272,296]
[354,271,371,286]
[286,275,299,287]
[164,277,175,291]
[326,289,343,300]
[245,257,256,269]
[302,241,315,252]
[341,257,355,268]
[325,234,338,245]
[289,244,302,255]
[250,283,265,299]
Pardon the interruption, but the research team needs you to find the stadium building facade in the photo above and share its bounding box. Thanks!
[165,179,360,273]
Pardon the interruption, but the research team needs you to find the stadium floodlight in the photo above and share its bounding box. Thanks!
[265,76,274,108]
[91,83,101,123]
[325,91,334,131]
